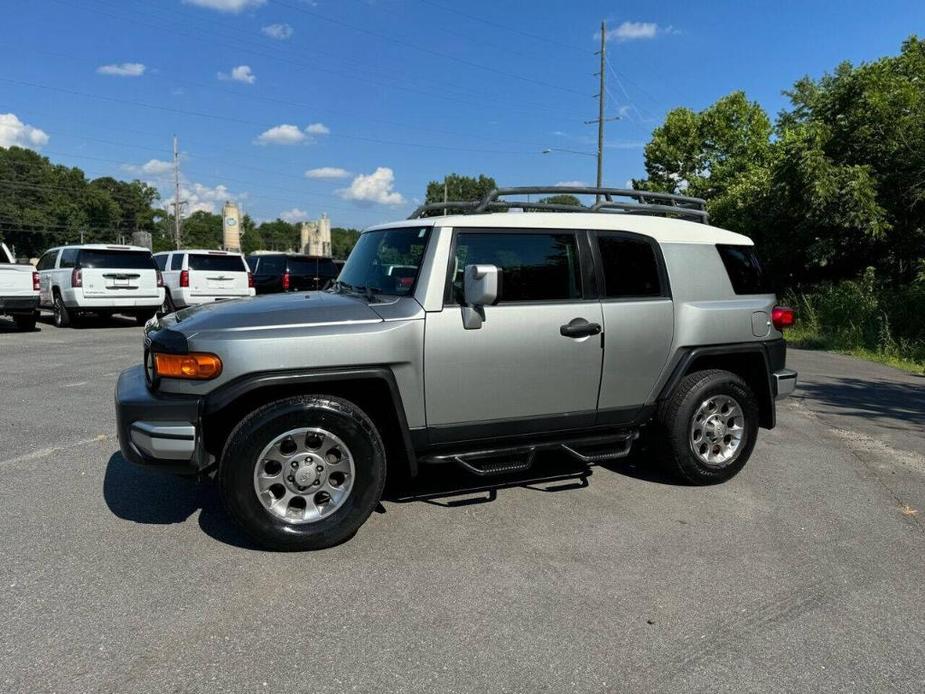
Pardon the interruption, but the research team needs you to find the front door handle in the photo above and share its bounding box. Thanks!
[560,318,602,338]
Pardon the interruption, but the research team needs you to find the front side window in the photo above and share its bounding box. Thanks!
[338,227,430,296]
[450,231,582,304]
[188,254,246,272]
[596,234,664,298]
[77,249,156,270]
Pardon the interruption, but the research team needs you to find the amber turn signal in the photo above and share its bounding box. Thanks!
[153,352,223,380]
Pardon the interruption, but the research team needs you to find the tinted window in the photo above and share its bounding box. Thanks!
[338,227,430,296]
[188,254,246,272]
[77,249,155,270]
[0,246,9,264]
[37,250,58,270]
[256,256,285,275]
[288,257,338,278]
[716,244,769,294]
[451,232,581,303]
[245,256,258,272]
[597,235,663,298]
[153,254,168,271]
[59,248,79,269]
[169,254,184,270]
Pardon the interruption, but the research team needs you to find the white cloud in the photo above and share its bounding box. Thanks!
[218,65,256,84]
[0,113,49,150]
[280,208,308,223]
[305,167,350,180]
[261,23,294,39]
[603,21,659,42]
[305,122,330,135]
[255,124,305,145]
[142,159,173,175]
[97,62,146,77]
[555,180,587,187]
[182,0,265,12]
[337,167,405,205]
[165,181,242,216]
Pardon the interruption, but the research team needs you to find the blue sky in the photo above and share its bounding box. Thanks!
[2,0,922,229]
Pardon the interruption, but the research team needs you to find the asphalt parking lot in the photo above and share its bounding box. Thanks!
[1,314,924,693]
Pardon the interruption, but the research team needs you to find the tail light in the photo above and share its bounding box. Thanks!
[32,271,40,292]
[247,271,254,288]
[179,270,189,288]
[282,271,290,290]
[71,268,82,288]
[156,270,164,288]
[772,306,795,331]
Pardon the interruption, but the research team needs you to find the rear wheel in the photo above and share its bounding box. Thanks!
[655,369,759,484]
[52,293,71,328]
[161,290,176,314]
[220,395,387,551]
[13,312,37,331]
[134,310,156,326]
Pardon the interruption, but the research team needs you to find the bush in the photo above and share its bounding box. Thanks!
[785,270,925,369]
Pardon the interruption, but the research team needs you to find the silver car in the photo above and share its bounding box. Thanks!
[115,187,797,550]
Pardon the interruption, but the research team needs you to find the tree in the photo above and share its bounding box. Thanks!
[424,173,497,214]
[331,227,360,259]
[537,194,582,208]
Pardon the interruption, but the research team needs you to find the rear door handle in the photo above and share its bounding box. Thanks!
[560,318,602,338]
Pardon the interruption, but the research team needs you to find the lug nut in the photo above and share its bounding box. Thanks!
[316,465,324,472]
[298,485,306,491]
[313,480,320,486]
[291,461,298,468]
[288,475,295,482]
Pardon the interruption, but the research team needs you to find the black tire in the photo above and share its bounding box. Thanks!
[13,312,37,331]
[134,309,157,326]
[655,369,759,484]
[52,293,71,328]
[162,290,176,314]
[220,395,387,551]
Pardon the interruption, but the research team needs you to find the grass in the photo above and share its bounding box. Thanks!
[787,325,925,374]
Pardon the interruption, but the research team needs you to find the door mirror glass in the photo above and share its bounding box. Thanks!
[463,264,499,306]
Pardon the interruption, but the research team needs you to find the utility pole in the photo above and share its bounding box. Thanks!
[596,21,606,196]
[172,134,182,249]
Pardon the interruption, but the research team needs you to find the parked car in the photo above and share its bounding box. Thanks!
[116,186,797,551]
[0,242,39,331]
[245,253,338,294]
[36,244,164,327]
[154,249,255,312]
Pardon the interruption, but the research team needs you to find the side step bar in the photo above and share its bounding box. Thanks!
[420,431,637,477]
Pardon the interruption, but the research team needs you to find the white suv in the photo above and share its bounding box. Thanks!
[153,249,254,312]
[36,244,164,328]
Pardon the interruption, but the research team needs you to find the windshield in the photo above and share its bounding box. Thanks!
[77,249,155,270]
[337,227,430,296]
[188,254,246,272]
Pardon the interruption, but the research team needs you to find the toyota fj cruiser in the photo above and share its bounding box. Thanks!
[115,187,797,551]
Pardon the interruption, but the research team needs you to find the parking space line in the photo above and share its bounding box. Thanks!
[0,434,109,467]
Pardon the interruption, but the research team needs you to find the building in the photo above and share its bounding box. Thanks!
[300,213,331,257]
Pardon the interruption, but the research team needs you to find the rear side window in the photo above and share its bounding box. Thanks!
[77,249,155,270]
[59,248,79,269]
[36,250,58,270]
[188,254,246,272]
[257,256,285,274]
[169,254,184,270]
[153,255,168,271]
[288,257,337,277]
[716,244,769,294]
[596,234,664,298]
[451,231,582,304]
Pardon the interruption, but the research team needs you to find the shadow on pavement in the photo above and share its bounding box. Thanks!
[798,376,925,428]
[0,317,41,334]
[102,451,261,550]
[37,312,141,330]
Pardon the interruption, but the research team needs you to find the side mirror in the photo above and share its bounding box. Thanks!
[462,264,499,330]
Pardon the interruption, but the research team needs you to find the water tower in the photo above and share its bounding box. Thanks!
[222,201,241,252]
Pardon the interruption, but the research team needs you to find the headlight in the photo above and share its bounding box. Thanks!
[153,352,223,380]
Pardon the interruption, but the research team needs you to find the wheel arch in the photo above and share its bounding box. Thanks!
[657,343,776,429]
[201,367,418,481]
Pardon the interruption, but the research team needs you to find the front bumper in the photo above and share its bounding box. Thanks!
[114,364,207,475]
[0,295,39,313]
[773,368,798,399]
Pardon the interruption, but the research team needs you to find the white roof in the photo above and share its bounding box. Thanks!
[153,249,241,255]
[49,243,152,252]
[367,212,752,246]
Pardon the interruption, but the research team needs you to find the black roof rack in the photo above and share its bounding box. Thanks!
[408,186,709,224]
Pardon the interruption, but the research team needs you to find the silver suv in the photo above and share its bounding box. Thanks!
[115,187,797,551]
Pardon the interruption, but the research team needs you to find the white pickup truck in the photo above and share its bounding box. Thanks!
[0,242,39,331]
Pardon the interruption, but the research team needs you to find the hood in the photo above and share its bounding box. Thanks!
[162,291,384,336]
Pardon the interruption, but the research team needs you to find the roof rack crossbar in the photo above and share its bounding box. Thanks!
[407,186,709,223]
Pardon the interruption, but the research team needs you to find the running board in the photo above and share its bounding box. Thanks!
[561,431,638,464]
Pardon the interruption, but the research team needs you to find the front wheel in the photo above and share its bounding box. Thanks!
[655,369,759,484]
[219,395,387,550]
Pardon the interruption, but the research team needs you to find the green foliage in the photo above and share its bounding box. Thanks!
[636,37,925,288]
[331,227,360,259]
[424,173,497,214]
[537,194,582,208]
